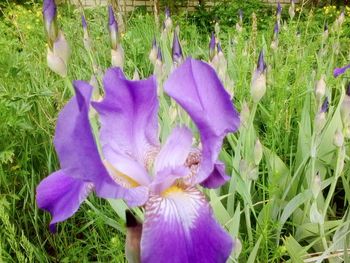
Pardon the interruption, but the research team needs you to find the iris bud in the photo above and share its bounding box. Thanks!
[251,50,267,103]
[172,29,183,66]
[333,129,344,147]
[315,75,326,102]
[46,32,70,77]
[209,32,216,61]
[310,202,324,224]
[149,38,157,64]
[289,0,295,20]
[311,172,321,199]
[254,139,263,165]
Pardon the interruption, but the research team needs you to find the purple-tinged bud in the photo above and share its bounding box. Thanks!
[217,42,223,54]
[251,50,267,103]
[276,2,282,17]
[157,47,162,62]
[172,30,183,65]
[257,50,267,74]
[209,32,216,61]
[43,0,58,44]
[165,7,170,19]
[149,37,157,64]
[315,97,329,132]
[164,7,172,32]
[82,15,91,50]
[125,210,142,263]
[346,82,350,96]
[321,97,329,113]
[82,14,87,29]
[108,5,118,50]
[334,64,350,78]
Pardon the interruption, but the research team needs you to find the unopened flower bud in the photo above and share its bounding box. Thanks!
[323,23,329,40]
[251,50,267,103]
[82,15,91,50]
[149,38,157,64]
[111,45,124,69]
[209,32,216,61]
[315,75,326,102]
[289,0,295,20]
[108,6,119,50]
[333,129,344,147]
[47,31,70,77]
[340,83,350,127]
[214,22,220,35]
[164,7,172,32]
[172,29,183,66]
[311,172,321,199]
[254,139,263,165]
[310,202,324,224]
[315,97,328,132]
[240,101,250,128]
[43,0,58,45]
[276,2,282,21]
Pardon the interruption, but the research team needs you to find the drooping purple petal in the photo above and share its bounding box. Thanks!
[334,64,350,78]
[54,80,147,204]
[164,58,240,185]
[36,170,92,232]
[201,161,230,188]
[93,68,159,171]
[154,127,193,173]
[141,187,233,262]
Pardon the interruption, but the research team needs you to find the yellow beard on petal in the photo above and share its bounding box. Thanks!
[103,160,140,188]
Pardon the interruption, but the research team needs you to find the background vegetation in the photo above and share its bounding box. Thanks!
[1,0,350,262]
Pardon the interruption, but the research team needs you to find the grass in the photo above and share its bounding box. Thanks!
[1,1,350,262]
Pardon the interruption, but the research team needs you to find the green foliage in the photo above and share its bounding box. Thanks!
[1,1,350,262]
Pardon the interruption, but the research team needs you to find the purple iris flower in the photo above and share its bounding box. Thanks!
[334,64,350,78]
[172,30,183,64]
[36,58,239,261]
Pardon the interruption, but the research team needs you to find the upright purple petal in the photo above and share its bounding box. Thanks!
[257,50,267,74]
[164,58,240,185]
[276,1,282,16]
[54,81,147,204]
[154,127,193,173]
[36,170,92,232]
[141,187,233,262]
[93,68,159,171]
[334,64,350,78]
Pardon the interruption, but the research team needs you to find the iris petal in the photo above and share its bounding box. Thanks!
[36,170,93,232]
[154,126,193,173]
[164,58,240,185]
[93,68,159,171]
[141,187,233,263]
